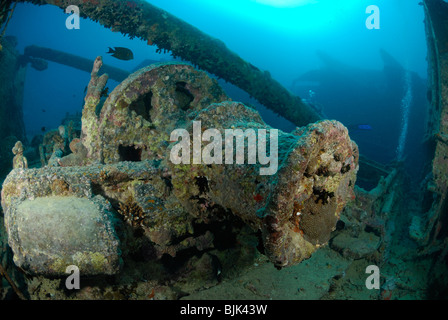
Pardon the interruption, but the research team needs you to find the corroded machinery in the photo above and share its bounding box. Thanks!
[1,60,358,276]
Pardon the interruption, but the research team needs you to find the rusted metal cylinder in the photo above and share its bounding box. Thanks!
[167,102,358,267]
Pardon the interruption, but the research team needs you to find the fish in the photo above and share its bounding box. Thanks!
[356,124,372,130]
[347,124,372,132]
[41,109,46,112]
[107,47,134,61]
[100,87,109,98]
[41,126,46,132]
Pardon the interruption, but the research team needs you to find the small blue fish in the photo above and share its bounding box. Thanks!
[347,124,372,132]
[356,124,372,130]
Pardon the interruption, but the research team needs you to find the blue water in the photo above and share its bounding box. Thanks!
[6,0,428,170]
